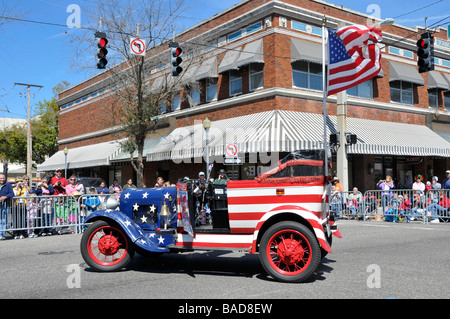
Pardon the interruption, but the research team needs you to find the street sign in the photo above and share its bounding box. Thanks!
[448,24,450,39]
[130,38,146,56]
[225,144,238,158]
[224,157,243,165]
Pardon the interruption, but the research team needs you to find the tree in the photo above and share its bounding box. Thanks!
[0,81,67,173]
[69,0,203,187]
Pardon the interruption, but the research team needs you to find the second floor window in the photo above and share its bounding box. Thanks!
[230,69,242,96]
[428,89,439,108]
[390,80,413,105]
[190,87,201,106]
[171,94,180,111]
[249,63,264,91]
[347,80,373,99]
[444,92,450,111]
[206,78,217,102]
[292,61,323,91]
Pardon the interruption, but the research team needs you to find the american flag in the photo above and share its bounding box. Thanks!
[327,25,382,96]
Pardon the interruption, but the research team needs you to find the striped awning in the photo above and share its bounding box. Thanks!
[37,140,124,172]
[196,56,218,80]
[291,38,326,64]
[428,71,450,90]
[146,110,450,161]
[218,47,242,73]
[236,39,264,68]
[389,61,425,86]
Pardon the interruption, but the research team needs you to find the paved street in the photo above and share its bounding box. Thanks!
[0,220,449,300]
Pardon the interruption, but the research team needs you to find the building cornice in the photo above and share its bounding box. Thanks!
[58,0,450,106]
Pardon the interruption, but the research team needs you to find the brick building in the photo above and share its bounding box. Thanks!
[38,0,450,191]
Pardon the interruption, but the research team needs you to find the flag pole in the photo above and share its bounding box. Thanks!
[322,15,328,178]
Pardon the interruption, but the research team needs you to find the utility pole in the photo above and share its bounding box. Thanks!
[13,83,43,183]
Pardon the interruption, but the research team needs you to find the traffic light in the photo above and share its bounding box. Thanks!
[330,133,339,145]
[95,31,108,69]
[346,133,357,145]
[416,32,434,73]
[169,42,183,76]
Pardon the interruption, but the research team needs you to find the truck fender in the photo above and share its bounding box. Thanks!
[84,210,169,253]
[251,205,332,254]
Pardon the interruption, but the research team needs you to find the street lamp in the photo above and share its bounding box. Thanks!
[379,18,394,26]
[202,117,211,180]
[64,146,69,178]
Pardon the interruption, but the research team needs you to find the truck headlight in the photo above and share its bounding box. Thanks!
[106,196,119,210]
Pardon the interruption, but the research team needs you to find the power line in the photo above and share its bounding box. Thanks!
[392,0,444,19]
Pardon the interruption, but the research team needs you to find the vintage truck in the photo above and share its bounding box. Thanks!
[80,150,340,283]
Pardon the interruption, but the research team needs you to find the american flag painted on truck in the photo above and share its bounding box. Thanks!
[226,180,332,254]
[174,180,332,254]
[227,180,325,233]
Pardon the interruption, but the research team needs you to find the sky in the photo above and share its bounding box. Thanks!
[0,0,449,119]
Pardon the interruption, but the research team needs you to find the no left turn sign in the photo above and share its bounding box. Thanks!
[130,38,146,56]
[225,144,238,158]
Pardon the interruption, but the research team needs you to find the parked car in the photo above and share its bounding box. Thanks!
[78,177,106,190]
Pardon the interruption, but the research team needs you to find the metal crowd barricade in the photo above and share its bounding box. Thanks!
[0,193,121,238]
[425,189,450,223]
[362,189,450,223]
[330,190,364,219]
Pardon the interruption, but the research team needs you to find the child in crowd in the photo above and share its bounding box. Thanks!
[55,195,67,234]
[26,194,38,238]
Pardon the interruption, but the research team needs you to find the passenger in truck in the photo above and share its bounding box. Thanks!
[214,169,229,185]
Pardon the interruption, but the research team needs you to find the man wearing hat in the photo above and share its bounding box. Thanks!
[443,170,450,190]
[50,168,68,195]
[214,169,230,185]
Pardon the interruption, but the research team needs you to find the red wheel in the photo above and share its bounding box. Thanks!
[260,221,320,283]
[81,220,134,272]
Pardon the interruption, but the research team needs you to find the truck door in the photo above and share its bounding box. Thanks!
[177,183,196,238]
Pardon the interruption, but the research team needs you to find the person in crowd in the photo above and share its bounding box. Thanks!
[426,192,450,223]
[412,174,425,193]
[26,194,38,238]
[155,176,164,187]
[410,193,428,221]
[80,187,100,229]
[76,178,85,194]
[123,178,136,190]
[431,176,442,190]
[65,175,78,195]
[97,188,107,210]
[399,193,411,222]
[12,177,29,239]
[425,181,432,192]
[377,175,394,212]
[54,195,68,235]
[68,191,82,233]
[33,177,55,236]
[84,187,101,213]
[97,181,109,194]
[214,169,229,185]
[347,187,362,218]
[330,185,342,220]
[109,179,122,199]
[21,175,32,196]
[443,170,450,190]
[0,173,15,240]
[332,177,343,192]
[50,168,68,195]
[33,177,55,196]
